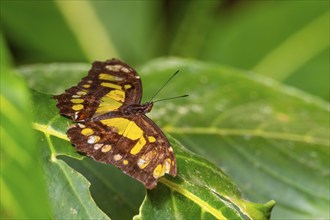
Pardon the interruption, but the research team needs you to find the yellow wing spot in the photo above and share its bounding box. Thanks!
[81,128,94,136]
[71,98,84,104]
[87,80,93,83]
[94,94,123,117]
[102,118,129,135]
[161,162,167,175]
[148,136,156,143]
[94,103,122,116]
[101,118,147,155]
[99,73,113,80]
[123,120,144,139]
[101,144,112,153]
[99,73,123,81]
[168,147,173,152]
[107,89,125,102]
[102,118,143,140]
[87,135,100,144]
[106,64,123,72]
[72,104,84,111]
[124,84,132,89]
[101,82,122,90]
[76,90,87,96]
[114,154,122,161]
[130,137,146,155]
[82,84,90,88]
[123,160,129,165]
[153,164,164,179]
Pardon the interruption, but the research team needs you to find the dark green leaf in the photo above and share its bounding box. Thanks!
[196,1,329,100]
[1,1,162,64]
[140,58,329,219]
[18,57,328,219]
[135,137,274,220]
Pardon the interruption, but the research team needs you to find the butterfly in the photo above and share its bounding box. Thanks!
[53,59,176,189]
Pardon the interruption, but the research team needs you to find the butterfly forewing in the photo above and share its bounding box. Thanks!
[54,59,142,122]
[54,58,176,189]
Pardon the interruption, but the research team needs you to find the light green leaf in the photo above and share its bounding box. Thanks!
[54,0,118,61]
[252,11,329,81]
[1,35,51,219]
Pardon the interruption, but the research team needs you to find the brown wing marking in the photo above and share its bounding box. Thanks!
[67,115,176,189]
[53,59,142,122]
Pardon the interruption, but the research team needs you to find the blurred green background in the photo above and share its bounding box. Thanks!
[1,0,329,100]
[1,0,329,219]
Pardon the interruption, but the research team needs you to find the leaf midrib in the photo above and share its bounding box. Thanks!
[160,178,228,219]
[164,126,329,146]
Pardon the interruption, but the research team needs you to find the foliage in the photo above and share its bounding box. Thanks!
[1,1,329,219]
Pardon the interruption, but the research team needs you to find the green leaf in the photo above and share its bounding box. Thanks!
[0,35,51,218]
[0,1,86,63]
[37,132,109,219]
[31,92,273,219]
[140,58,329,219]
[19,60,274,219]
[18,57,328,219]
[31,91,144,219]
[1,1,162,64]
[195,1,329,100]
[135,137,274,220]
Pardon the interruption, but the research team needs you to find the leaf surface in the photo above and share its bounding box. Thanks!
[19,60,276,219]
[18,57,328,219]
[140,58,329,219]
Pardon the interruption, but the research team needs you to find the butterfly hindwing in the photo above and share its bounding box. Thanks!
[54,59,142,122]
[67,115,176,189]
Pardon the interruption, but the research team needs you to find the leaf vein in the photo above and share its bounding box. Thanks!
[160,178,226,219]
[165,126,328,146]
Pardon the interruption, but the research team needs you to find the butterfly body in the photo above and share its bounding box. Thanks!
[54,59,176,189]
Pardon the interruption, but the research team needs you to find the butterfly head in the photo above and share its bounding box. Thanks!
[123,102,154,116]
[143,102,154,113]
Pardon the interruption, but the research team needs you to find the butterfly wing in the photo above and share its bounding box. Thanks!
[67,115,176,189]
[55,58,177,189]
[54,59,142,122]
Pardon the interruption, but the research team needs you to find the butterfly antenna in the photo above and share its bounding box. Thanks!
[153,94,189,103]
[149,70,180,102]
